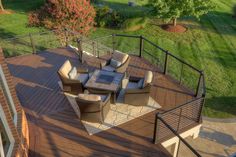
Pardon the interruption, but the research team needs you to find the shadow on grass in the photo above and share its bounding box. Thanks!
[96,0,151,18]
[3,0,45,13]
[204,96,236,117]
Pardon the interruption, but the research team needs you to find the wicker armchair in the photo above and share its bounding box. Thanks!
[100,50,130,73]
[124,71,153,106]
[76,92,111,123]
[58,60,89,95]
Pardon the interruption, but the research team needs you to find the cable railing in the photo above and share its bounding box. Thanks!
[0,31,206,157]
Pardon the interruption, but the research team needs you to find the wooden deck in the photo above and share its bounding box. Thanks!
[6,48,194,157]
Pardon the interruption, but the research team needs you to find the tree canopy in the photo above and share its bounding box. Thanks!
[28,0,96,35]
[149,0,215,26]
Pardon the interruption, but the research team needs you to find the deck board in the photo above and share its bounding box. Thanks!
[6,48,194,157]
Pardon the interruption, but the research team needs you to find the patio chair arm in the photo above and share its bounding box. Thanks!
[77,67,89,73]
[100,60,108,69]
[125,87,150,94]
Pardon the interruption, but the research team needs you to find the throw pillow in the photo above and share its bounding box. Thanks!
[110,59,121,68]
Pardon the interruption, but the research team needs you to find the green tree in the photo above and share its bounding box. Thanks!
[149,0,214,26]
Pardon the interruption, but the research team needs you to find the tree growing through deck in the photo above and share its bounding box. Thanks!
[149,0,215,27]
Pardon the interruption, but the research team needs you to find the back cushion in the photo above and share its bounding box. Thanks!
[68,67,77,79]
[78,94,101,102]
[112,50,129,64]
[143,71,153,88]
[110,59,122,68]
[59,60,72,78]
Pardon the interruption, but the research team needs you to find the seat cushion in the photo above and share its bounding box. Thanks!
[112,50,129,64]
[76,74,89,84]
[127,82,139,89]
[78,94,101,102]
[143,71,153,88]
[110,58,121,68]
[103,65,115,72]
[59,60,72,78]
[68,67,77,79]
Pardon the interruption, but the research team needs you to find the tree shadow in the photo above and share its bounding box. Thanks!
[205,96,236,117]
[200,126,236,147]
[3,0,45,13]
[95,0,151,18]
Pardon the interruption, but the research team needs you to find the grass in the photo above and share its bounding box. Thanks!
[0,0,236,118]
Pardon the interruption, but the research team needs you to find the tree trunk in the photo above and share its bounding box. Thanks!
[0,0,4,11]
[173,18,177,27]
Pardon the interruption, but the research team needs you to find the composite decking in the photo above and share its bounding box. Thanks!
[6,48,194,157]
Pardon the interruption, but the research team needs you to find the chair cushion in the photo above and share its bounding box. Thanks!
[127,82,139,89]
[68,67,77,79]
[78,94,101,102]
[76,74,89,84]
[59,60,72,79]
[143,71,153,88]
[103,65,115,72]
[110,59,121,68]
[137,79,144,88]
[112,50,129,64]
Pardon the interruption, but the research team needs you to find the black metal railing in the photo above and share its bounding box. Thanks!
[0,31,206,157]
[156,115,202,157]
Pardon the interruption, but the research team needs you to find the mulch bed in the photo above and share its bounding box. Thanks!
[161,24,187,33]
[0,10,14,15]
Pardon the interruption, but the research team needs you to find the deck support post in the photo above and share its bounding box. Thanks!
[164,51,169,74]
[29,33,36,54]
[139,36,143,57]
[169,139,180,157]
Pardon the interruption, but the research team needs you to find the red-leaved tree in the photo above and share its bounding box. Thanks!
[29,0,96,36]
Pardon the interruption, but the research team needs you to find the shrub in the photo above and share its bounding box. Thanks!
[28,0,96,36]
[122,17,148,31]
[95,5,124,28]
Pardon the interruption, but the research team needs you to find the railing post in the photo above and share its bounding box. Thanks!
[29,33,36,54]
[195,72,203,97]
[77,38,83,63]
[164,51,169,74]
[112,34,115,52]
[139,35,143,57]
[64,29,69,47]
[177,108,182,132]
[153,113,160,144]
[97,41,100,58]
[179,63,184,84]
[92,41,95,56]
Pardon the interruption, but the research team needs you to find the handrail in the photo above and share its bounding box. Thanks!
[156,115,202,157]
[160,97,204,115]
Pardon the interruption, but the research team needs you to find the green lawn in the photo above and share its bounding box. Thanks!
[0,0,236,118]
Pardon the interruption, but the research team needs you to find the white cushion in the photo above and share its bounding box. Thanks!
[78,94,101,102]
[112,50,129,64]
[59,60,72,78]
[143,71,153,88]
[137,79,144,88]
[68,67,77,79]
[76,74,89,84]
[127,82,139,89]
[110,59,121,68]
[103,65,115,72]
